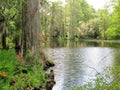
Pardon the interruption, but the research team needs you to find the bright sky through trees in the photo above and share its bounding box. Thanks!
[49,0,107,10]
[86,0,107,10]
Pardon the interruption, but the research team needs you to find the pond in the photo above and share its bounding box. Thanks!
[43,39,120,90]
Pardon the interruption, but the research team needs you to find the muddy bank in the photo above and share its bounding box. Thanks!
[29,56,55,90]
[44,59,55,90]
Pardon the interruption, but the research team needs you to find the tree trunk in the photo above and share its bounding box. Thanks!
[2,31,6,49]
[14,36,21,54]
[0,21,7,49]
[22,0,41,55]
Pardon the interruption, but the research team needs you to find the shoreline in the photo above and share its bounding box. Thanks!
[80,39,120,43]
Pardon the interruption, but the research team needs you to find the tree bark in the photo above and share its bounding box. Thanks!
[2,31,6,49]
[0,21,7,49]
[22,0,41,55]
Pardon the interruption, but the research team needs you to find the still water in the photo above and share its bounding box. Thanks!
[43,40,120,90]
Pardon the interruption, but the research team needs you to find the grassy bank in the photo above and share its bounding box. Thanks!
[0,49,55,90]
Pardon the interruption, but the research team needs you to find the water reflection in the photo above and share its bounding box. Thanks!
[43,39,120,48]
[43,40,120,90]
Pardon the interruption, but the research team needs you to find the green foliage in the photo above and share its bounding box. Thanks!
[105,0,120,40]
[105,27,120,39]
[0,49,18,74]
[43,0,120,40]
[0,49,19,90]
[0,49,46,90]
[40,0,96,40]
[0,0,23,48]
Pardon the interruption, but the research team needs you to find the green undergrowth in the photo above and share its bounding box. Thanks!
[0,49,47,90]
[72,67,120,90]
